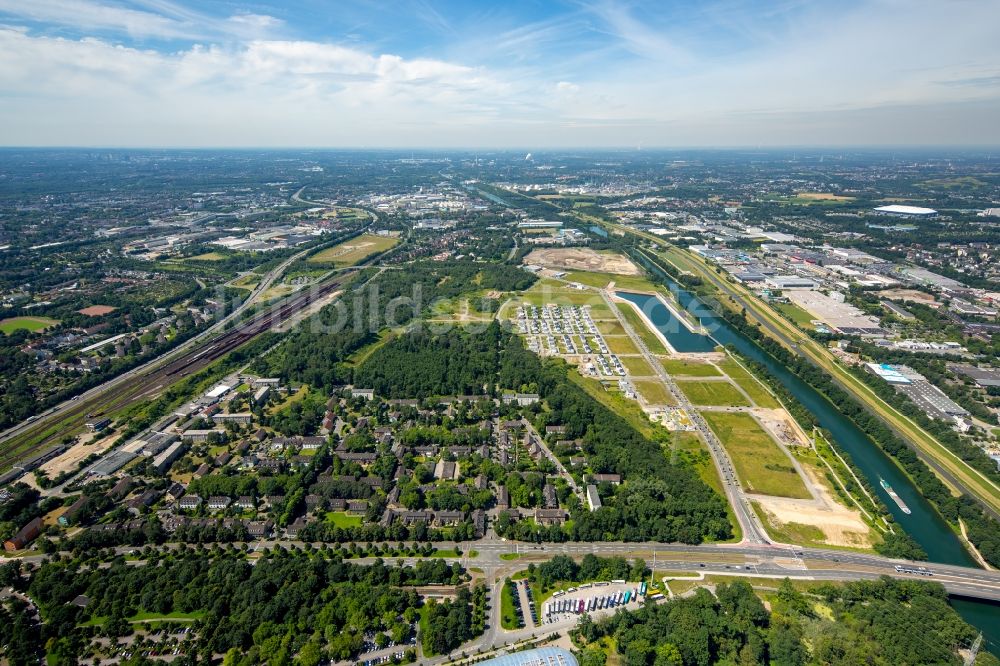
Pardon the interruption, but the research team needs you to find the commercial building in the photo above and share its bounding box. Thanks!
[873,205,938,218]
[476,647,578,666]
[152,440,187,474]
[948,364,1000,388]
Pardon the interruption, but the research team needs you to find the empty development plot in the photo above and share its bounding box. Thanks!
[659,357,721,377]
[0,316,59,333]
[620,356,654,376]
[702,411,811,499]
[634,380,674,405]
[717,359,781,408]
[676,379,750,407]
[308,234,398,266]
[525,247,640,275]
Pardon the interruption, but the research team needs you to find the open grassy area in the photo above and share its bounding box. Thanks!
[0,316,59,333]
[702,411,810,499]
[324,511,362,528]
[751,501,827,546]
[604,335,640,355]
[500,580,521,630]
[308,234,398,266]
[717,358,781,408]
[775,302,816,330]
[615,302,668,354]
[570,373,665,442]
[596,320,627,335]
[564,270,658,291]
[187,251,227,261]
[658,357,721,377]
[620,355,654,376]
[634,379,674,405]
[676,380,751,407]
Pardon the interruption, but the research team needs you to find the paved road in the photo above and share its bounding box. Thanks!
[0,244,312,454]
[601,290,771,545]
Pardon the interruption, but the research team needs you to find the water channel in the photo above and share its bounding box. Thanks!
[617,263,1000,652]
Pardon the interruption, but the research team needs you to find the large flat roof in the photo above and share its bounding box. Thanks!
[873,204,937,215]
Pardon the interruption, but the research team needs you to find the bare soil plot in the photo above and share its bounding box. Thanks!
[525,248,640,275]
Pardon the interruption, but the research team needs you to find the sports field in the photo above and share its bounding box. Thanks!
[308,234,398,266]
[676,379,750,407]
[702,411,811,499]
[0,316,59,333]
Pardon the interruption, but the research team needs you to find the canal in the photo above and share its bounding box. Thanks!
[619,264,1000,651]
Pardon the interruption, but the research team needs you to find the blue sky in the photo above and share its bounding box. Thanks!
[0,0,998,147]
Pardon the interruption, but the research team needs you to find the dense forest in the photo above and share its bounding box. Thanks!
[9,550,470,665]
[575,577,994,666]
[267,260,536,390]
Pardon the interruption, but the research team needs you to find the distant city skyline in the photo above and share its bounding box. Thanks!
[0,0,998,148]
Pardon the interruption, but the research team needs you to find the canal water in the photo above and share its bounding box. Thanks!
[619,266,1000,651]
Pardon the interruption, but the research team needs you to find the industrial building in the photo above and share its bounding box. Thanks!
[873,205,938,218]
[948,364,1000,388]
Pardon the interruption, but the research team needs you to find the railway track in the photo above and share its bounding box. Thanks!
[0,273,354,473]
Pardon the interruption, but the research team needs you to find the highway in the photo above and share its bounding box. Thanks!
[17,536,1000,663]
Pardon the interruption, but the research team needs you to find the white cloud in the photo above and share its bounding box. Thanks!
[0,0,998,146]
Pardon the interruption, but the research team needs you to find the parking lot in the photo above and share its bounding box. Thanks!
[540,581,646,625]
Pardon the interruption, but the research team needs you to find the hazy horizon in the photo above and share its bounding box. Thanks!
[1,0,998,148]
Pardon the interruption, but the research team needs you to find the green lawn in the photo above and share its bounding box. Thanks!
[187,252,227,261]
[596,320,627,335]
[308,234,398,266]
[615,302,668,354]
[658,357,722,377]
[501,580,521,630]
[604,335,640,355]
[775,303,816,330]
[717,359,781,408]
[702,411,810,499]
[324,511,362,528]
[620,355,654,376]
[634,379,674,405]
[564,270,658,291]
[676,380,751,407]
[0,316,59,333]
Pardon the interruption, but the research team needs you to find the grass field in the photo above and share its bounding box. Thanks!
[775,302,816,330]
[620,355,654,376]
[570,374,665,442]
[325,511,363,528]
[658,357,721,377]
[717,359,781,408]
[596,320,627,335]
[702,411,810,498]
[187,252,227,261]
[634,379,674,405]
[604,335,640,355]
[0,316,59,333]
[564,270,658,291]
[676,380,751,407]
[308,234,398,266]
[615,302,668,354]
